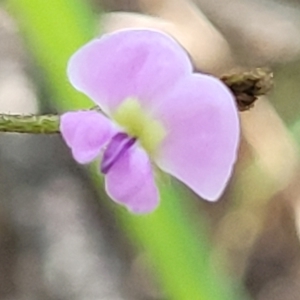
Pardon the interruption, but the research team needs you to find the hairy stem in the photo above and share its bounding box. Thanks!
[221,68,273,111]
[0,114,60,134]
[0,68,273,134]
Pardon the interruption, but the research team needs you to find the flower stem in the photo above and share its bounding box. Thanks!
[0,114,60,134]
[0,68,273,135]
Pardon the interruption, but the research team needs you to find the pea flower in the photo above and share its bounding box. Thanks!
[60,29,239,214]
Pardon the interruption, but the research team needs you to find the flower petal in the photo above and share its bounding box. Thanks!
[105,145,159,214]
[60,111,116,164]
[68,29,192,114]
[153,74,240,201]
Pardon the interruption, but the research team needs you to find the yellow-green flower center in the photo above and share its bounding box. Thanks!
[113,98,166,155]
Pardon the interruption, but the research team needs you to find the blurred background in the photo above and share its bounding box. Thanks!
[1,0,300,299]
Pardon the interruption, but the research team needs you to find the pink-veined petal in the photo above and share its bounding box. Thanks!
[105,145,159,214]
[60,111,117,164]
[67,29,192,114]
[153,74,240,201]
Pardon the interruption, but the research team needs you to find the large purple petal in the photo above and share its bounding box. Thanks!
[153,74,240,201]
[60,111,117,164]
[105,145,159,214]
[67,29,192,114]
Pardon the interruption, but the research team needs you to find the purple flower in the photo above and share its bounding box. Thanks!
[60,29,240,214]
